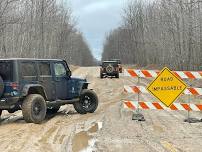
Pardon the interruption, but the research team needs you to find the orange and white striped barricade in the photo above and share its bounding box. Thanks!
[123,100,202,112]
[124,69,202,79]
[124,85,202,96]
[123,68,202,122]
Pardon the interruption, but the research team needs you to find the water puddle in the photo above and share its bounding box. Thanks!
[72,131,92,152]
[72,122,103,152]
[153,125,164,133]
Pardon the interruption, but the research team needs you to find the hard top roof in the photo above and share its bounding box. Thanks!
[102,60,118,63]
[0,58,64,61]
[112,59,121,61]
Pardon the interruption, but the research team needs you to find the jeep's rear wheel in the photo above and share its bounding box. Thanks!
[74,89,98,114]
[0,76,4,98]
[22,94,47,124]
[100,72,103,79]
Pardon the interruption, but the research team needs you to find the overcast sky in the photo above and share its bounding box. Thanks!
[70,0,125,60]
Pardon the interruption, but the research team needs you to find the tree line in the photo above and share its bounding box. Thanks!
[0,0,95,66]
[102,0,202,70]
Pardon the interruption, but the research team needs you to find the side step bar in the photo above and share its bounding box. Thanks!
[47,98,79,107]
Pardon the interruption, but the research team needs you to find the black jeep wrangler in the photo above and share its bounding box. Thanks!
[0,58,98,124]
[100,61,119,78]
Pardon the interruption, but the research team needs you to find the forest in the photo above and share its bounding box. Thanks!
[102,0,202,70]
[0,0,95,66]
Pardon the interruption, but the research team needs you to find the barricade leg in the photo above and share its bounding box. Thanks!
[132,76,145,121]
[184,83,202,123]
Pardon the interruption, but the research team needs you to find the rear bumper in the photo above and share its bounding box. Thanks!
[101,72,118,76]
[0,97,20,109]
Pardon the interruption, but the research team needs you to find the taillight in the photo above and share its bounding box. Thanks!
[10,82,19,90]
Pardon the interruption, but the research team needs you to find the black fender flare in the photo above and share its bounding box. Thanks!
[22,84,47,100]
[81,82,89,89]
[79,82,90,94]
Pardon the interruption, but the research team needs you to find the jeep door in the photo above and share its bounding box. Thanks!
[53,62,69,100]
[38,62,56,101]
[20,61,38,85]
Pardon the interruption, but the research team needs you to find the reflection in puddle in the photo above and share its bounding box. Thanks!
[88,123,98,133]
[72,122,103,152]
[72,131,91,152]
[80,139,97,152]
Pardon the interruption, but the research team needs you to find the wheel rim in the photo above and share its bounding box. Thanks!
[33,102,42,115]
[82,95,92,110]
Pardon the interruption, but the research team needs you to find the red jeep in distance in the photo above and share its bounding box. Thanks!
[100,61,119,78]
[112,59,122,73]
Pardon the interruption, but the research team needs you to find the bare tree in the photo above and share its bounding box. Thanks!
[102,0,202,70]
[0,0,95,66]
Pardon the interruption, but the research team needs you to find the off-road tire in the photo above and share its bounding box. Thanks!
[73,101,87,115]
[115,73,119,78]
[0,76,4,98]
[74,89,98,114]
[8,109,17,113]
[47,106,60,114]
[100,72,104,79]
[106,65,114,74]
[22,94,47,124]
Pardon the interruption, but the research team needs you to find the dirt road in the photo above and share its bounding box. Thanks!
[0,67,201,152]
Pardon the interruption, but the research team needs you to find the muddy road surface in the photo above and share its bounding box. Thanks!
[0,67,201,152]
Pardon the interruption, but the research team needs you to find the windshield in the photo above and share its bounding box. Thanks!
[102,62,118,67]
[0,61,13,81]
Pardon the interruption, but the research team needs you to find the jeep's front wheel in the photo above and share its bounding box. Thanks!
[74,89,98,114]
[22,94,47,124]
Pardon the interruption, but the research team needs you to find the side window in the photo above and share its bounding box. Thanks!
[54,63,66,77]
[39,63,51,76]
[21,62,37,80]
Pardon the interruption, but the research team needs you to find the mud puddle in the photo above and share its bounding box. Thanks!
[72,122,103,152]
[72,131,91,152]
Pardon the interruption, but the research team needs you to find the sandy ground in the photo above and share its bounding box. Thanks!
[0,67,201,152]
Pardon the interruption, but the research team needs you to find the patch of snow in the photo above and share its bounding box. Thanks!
[98,122,103,130]
[80,139,97,152]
